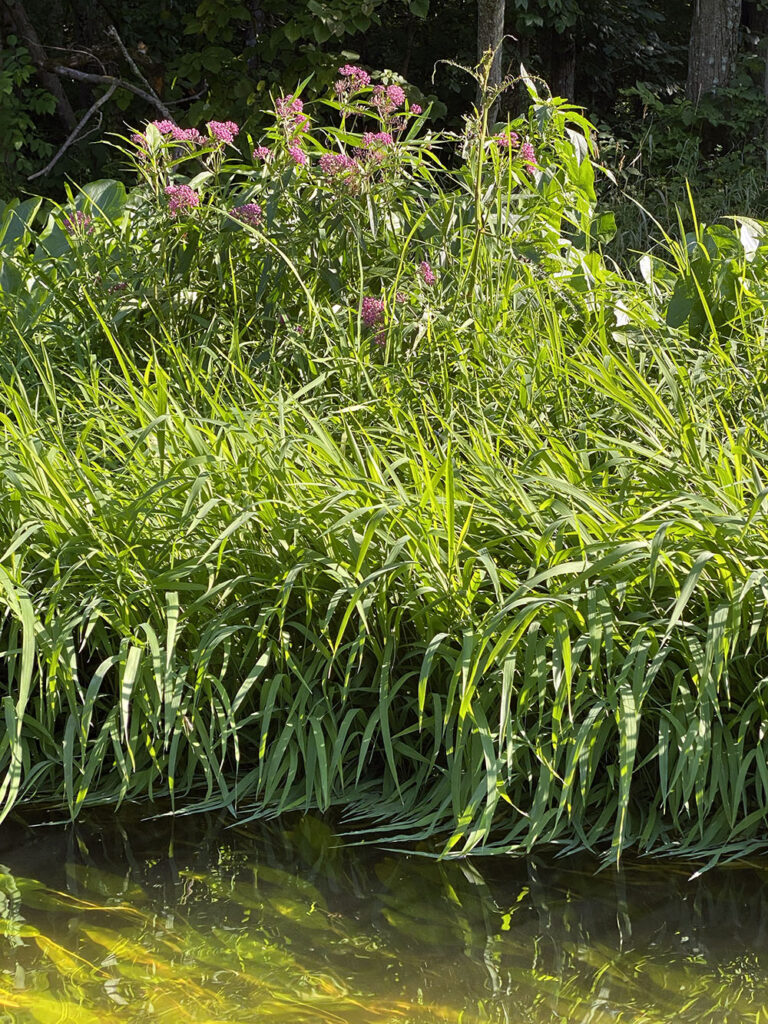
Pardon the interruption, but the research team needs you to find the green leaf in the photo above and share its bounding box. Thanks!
[77,179,127,222]
[0,197,41,253]
[666,278,693,328]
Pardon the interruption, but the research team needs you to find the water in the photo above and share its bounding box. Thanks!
[1,810,767,1023]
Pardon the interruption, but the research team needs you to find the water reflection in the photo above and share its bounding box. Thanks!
[1,809,767,1022]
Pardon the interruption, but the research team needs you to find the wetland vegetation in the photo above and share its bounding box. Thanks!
[2,61,768,866]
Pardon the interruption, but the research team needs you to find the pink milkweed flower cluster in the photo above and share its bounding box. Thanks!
[164,184,200,217]
[276,95,309,135]
[319,152,357,174]
[319,151,360,193]
[288,144,307,165]
[493,131,520,149]
[356,131,395,166]
[253,146,271,161]
[62,211,94,235]
[231,202,262,227]
[372,84,406,115]
[318,151,361,191]
[521,140,537,174]
[410,103,422,115]
[207,120,239,145]
[361,131,394,148]
[146,120,204,144]
[173,126,204,144]
[419,261,436,286]
[335,65,371,100]
[337,64,371,90]
[361,296,385,328]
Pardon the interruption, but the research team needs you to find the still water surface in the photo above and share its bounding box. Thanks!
[1,810,767,1023]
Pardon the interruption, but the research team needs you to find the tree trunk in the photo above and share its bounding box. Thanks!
[2,0,77,129]
[686,0,741,101]
[477,0,505,92]
[549,29,576,100]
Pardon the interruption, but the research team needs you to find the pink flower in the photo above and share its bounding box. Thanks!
[147,120,204,145]
[276,95,304,117]
[172,125,204,144]
[410,103,422,115]
[419,261,436,286]
[207,120,239,145]
[494,131,520,149]
[338,64,370,89]
[521,140,537,174]
[386,85,405,108]
[231,202,262,227]
[361,296,385,327]
[276,95,308,134]
[360,131,394,155]
[372,84,406,115]
[150,119,176,134]
[319,152,361,192]
[373,330,386,347]
[164,184,200,217]
[253,146,271,161]
[288,144,307,165]
[319,152,356,174]
[62,211,94,236]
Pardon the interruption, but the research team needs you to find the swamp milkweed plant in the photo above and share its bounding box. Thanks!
[2,57,768,866]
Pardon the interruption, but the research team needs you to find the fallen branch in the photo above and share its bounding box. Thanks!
[52,65,174,121]
[28,82,117,181]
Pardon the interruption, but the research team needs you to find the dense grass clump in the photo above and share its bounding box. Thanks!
[3,62,768,863]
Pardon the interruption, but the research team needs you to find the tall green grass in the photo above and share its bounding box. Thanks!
[3,61,768,863]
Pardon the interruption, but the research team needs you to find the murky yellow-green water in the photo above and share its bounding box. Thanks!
[1,811,767,1023]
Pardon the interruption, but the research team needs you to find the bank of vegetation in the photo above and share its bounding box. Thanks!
[2,64,768,864]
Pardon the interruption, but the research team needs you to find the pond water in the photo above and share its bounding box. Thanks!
[1,810,767,1023]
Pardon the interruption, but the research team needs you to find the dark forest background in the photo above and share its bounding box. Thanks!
[2,0,768,228]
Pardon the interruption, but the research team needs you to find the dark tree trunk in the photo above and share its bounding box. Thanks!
[477,0,505,91]
[686,0,741,101]
[2,0,77,128]
[549,29,576,100]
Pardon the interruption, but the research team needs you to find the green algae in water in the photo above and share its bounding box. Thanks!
[1,813,768,1023]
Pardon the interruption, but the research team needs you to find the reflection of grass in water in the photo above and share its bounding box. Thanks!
[0,865,456,1024]
[2,838,768,1024]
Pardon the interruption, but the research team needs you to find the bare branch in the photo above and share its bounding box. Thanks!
[28,82,117,181]
[52,65,174,120]
[106,24,160,102]
[165,83,208,107]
